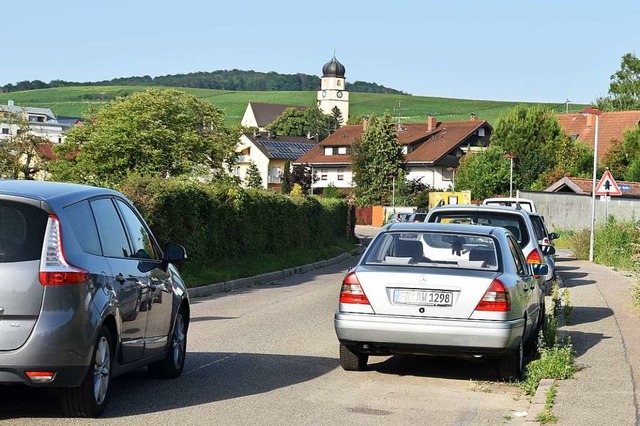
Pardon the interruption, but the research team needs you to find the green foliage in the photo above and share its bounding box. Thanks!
[490,105,570,191]
[0,112,50,179]
[268,106,338,141]
[289,164,317,193]
[597,53,640,111]
[454,145,511,199]
[603,127,640,181]
[351,113,404,205]
[594,217,640,269]
[119,176,350,278]
[280,160,292,193]
[245,162,263,188]
[535,384,559,424]
[49,88,237,187]
[290,183,304,197]
[322,182,342,198]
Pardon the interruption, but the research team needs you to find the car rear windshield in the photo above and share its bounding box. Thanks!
[0,200,48,263]
[428,211,530,248]
[364,231,499,271]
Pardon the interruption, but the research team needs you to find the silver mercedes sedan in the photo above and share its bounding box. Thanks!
[334,222,547,381]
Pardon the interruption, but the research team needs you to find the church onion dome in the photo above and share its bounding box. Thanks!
[322,55,346,78]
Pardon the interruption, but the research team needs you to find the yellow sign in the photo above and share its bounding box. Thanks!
[428,191,472,210]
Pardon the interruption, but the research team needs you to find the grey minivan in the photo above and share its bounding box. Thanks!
[0,180,190,417]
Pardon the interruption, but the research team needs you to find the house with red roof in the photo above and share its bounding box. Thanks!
[295,115,492,191]
[556,110,640,160]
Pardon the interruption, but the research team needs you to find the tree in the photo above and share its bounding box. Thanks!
[245,161,263,188]
[280,160,292,193]
[597,53,640,111]
[490,105,570,190]
[602,126,640,180]
[455,146,511,199]
[49,88,237,186]
[322,183,342,198]
[267,106,338,141]
[289,164,317,194]
[0,113,50,179]
[350,113,404,205]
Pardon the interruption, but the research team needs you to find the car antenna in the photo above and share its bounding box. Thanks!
[515,202,521,210]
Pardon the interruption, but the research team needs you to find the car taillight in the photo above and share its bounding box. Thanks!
[339,271,370,305]
[475,279,510,312]
[526,249,543,264]
[39,215,89,286]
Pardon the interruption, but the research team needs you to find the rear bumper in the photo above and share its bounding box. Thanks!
[0,365,88,387]
[334,312,524,356]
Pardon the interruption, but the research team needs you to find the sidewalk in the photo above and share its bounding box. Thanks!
[551,250,639,425]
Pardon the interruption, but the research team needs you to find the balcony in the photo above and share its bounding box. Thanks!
[267,175,281,184]
[236,155,251,163]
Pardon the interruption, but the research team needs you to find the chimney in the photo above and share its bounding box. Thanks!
[586,113,593,127]
[427,115,437,132]
[470,113,478,121]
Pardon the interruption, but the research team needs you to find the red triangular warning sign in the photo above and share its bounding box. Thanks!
[595,170,622,196]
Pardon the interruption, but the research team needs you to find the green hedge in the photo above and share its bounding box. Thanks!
[118,176,351,267]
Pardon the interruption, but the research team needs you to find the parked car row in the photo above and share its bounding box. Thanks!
[336,200,558,381]
[0,181,190,418]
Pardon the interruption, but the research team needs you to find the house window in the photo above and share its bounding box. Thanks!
[321,169,328,181]
[442,167,454,181]
[337,80,342,87]
[337,168,344,181]
[478,128,485,137]
[324,147,333,156]
[337,146,347,155]
[1,128,8,135]
[401,146,408,154]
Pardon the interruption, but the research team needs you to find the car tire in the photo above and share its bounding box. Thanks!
[339,344,368,371]
[497,339,523,382]
[148,308,188,379]
[60,326,112,418]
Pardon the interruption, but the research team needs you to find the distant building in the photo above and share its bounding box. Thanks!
[0,100,82,144]
[234,131,317,191]
[556,110,640,160]
[295,115,492,191]
[240,102,307,132]
[317,55,349,125]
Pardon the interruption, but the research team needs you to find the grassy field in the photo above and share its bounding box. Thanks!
[0,86,589,126]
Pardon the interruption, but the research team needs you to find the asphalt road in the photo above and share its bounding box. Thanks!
[0,228,531,425]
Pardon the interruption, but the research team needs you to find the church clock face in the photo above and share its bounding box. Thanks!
[337,90,343,98]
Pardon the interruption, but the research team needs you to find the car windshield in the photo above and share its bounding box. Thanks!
[364,231,499,271]
[428,211,530,248]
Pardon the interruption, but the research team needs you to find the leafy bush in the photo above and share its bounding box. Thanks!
[119,175,350,282]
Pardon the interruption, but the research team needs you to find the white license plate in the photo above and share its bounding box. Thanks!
[393,289,453,306]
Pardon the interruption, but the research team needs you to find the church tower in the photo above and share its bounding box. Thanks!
[317,55,349,125]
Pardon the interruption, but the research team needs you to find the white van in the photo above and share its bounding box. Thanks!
[482,197,537,212]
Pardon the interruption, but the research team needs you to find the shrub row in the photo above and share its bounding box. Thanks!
[119,176,352,268]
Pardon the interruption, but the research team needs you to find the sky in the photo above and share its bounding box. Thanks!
[3,0,640,104]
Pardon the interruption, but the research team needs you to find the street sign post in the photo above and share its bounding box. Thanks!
[594,170,622,220]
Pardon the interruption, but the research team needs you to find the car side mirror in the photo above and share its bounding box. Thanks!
[549,232,560,240]
[540,245,556,256]
[164,243,187,263]
[531,263,549,277]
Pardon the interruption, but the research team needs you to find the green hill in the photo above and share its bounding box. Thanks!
[0,86,588,126]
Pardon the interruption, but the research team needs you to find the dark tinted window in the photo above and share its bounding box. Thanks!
[507,235,527,275]
[64,200,102,256]
[0,200,48,263]
[428,211,530,248]
[115,200,159,260]
[529,216,547,241]
[90,198,131,258]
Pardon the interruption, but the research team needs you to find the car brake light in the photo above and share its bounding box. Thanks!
[475,278,510,312]
[39,215,89,286]
[339,271,370,305]
[526,249,543,264]
[25,371,56,383]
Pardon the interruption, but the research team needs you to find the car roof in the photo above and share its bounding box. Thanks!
[382,221,505,237]
[428,204,530,216]
[0,180,121,206]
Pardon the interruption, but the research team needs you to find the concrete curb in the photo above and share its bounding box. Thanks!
[187,251,357,299]
[524,378,555,423]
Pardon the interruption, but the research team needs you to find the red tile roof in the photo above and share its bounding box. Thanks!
[545,176,640,197]
[556,111,640,160]
[296,119,490,166]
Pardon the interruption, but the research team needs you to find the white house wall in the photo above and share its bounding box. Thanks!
[311,167,353,189]
[236,135,271,189]
[406,167,453,191]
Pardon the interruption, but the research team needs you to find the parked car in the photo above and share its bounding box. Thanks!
[425,204,555,286]
[0,180,190,417]
[334,222,548,380]
[407,212,428,223]
[393,212,412,222]
[483,197,537,212]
